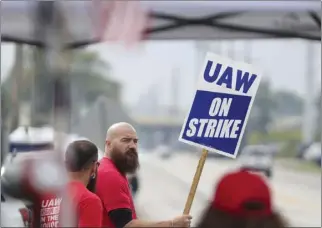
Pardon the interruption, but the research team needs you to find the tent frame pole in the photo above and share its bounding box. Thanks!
[147,12,320,41]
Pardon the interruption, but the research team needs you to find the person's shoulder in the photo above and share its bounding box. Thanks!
[98,168,124,184]
[81,191,102,208]
[85,190,101,202]
[98,159,122,179]
[98,158,117,173]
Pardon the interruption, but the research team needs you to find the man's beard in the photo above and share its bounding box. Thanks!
[110,147,139,175]
[87,172,97,193]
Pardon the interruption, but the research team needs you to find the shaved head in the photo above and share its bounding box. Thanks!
[105,122,139,174]
[106,122,136,141]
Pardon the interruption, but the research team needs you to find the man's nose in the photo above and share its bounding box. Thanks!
[129,140,137,150]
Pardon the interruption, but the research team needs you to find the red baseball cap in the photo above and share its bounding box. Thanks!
[212,169,272,217]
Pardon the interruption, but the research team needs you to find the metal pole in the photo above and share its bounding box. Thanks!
[212,41,222,55]
[0,115,9,167]
[170,67,179,116]
[302,41,316,144]
[244,41,252,64]
[228,41,235,60]
[33,2,75,227]
[194,41,209,82]
[8,44,24,131]
[240,41,253,151]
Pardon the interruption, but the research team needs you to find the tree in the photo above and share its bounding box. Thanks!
[273,90,303,117]
[251,80,275,135]
[1,46,120,129]
[68,50,121,125]
[70,50,120,104]
[1,44,26,132]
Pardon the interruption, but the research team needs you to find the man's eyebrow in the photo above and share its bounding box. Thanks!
[121,137,139,141]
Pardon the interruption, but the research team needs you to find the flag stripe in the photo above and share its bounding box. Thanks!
[96,0,148,46]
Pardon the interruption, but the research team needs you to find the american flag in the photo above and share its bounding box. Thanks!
[96,0,149,47]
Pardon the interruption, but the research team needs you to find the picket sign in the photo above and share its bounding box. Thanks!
[179,52,262,214]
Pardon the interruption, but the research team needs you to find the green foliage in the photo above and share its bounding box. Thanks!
[1,87,10,119]
[1,46,120,128]
[273,90,303,116]
[250,80,305,141]
[249,129,302,144]
[277,159,321,173]
[278,142,298,158]
[248,129,302,158]
[251,80,275,134]
[315,132,321,142]
[69,50,120,103]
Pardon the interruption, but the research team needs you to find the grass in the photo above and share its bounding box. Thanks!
[276,158,321,174]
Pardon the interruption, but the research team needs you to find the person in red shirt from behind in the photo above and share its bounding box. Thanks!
[65,140,103,227]
[96,122,192,228]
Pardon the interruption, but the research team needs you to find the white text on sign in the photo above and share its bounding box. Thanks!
[40,198,62,228]
[186,97,242,139]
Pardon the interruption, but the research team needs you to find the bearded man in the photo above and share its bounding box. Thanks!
[96,122,192,228]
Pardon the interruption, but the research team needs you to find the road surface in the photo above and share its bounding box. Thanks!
[135,152,321,227]
[1,152,320,227]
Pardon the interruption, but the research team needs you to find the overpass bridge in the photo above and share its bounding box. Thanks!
[134,117,191,150]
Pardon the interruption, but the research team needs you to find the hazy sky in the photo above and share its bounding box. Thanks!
[1,39,321,110]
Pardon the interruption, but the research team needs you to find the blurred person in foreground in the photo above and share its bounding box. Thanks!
[196,169,288,228]
[96,122,192,228]
[64,140,103,227]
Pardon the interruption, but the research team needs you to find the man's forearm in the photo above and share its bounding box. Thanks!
[125,219,172,227]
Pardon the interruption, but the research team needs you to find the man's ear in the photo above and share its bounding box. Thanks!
[90,165,96,178]
[106,139,112,148]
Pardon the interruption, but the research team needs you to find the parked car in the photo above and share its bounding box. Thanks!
[127,172,139,198]
[1,126,104,227]
[303,142,321,166]
[155,145,172,159]
[296,142,313,159]
[127,148,148,198]
[8,126,54,153]
[238,145,274,178]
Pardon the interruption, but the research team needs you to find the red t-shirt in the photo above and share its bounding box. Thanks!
[32,193,62,227]
[68,181,103,227]
[96,157,137,228]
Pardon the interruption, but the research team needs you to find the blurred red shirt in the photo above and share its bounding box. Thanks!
[96,157,137,228]
[32,193,62,227]
[68,180,103,227]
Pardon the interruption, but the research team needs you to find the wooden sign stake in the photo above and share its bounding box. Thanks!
[183,148,208,215]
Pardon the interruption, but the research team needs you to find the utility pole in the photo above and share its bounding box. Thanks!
[228,41,236,60]
[169,66,180,117]
[302,41,316,144]
[10,44,24,131]
[240,41,253,151]
[1,44,24,175]
[194,41,210,82]
[212,41,223,55]
[244,41,252,64]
